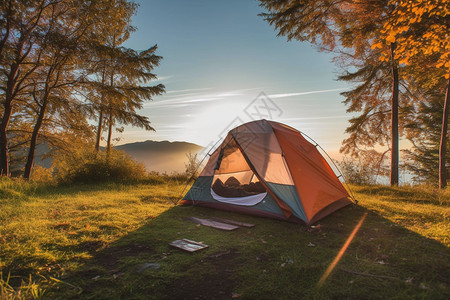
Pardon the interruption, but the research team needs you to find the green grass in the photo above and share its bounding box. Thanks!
[1,178,449,299]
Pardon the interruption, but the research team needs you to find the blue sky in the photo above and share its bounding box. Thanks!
[121,0,353,157]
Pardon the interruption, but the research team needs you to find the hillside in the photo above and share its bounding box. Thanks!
[116,140,204,174]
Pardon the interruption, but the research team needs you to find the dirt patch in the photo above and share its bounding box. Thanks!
[164,249,240,300]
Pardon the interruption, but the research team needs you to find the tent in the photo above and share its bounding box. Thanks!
[181,119,353,225]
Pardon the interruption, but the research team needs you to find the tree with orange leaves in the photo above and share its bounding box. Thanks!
[259,0,404,186]
[374,0,449,188]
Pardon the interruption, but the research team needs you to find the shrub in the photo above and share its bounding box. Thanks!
[29,165,54,184]
[184,151,202,179]
[338,152,389,185]
[53,147,147,184]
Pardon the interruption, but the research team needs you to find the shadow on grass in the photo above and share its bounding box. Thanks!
[46,204,449,299]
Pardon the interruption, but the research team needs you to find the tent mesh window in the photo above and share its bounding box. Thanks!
[211,139,266,198]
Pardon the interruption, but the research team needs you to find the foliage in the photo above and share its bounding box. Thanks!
[0,0,164,179]
[82,0,165,153]
[374,0,450,77]
[374,0,450,188]
[0,182,448,299]
[338,152,389,185]
[259,0,405,185]
[184,152,201,179]
[29,165,54,184]
[53,147,147,184]
[259,0,450,187]
[403,93,450,185]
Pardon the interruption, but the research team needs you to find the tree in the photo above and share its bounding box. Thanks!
[442,79,450,188]
[22,0,111,179]
[103,45,164,154]
[403,93,449,184]
[0,0,53,175]
[1,0,164,179]
[82,0,165,154]
[336,1,405,186]
[376,0,450,187]
[81,0,138,152]
[23,32,80,179]
[337,49,412,164]
[259,0,403,185]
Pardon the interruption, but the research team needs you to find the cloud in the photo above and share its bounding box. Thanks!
[146,87,345,109]
[281,115,349,122]
[145,88,251,107]
[166,87,212,94]
[151,75,174,82]
[145,96,225,108]
[268,88,347,99]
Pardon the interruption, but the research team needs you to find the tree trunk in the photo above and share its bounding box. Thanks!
[106,110,113,163]
[106,110,113,154]
[0,63,20,176]
[106,62,115,157]
[95,108,104,152]
[390,42,399,186]
[24,95,48,180]
[0,12,41,175]
[95,68,107,152]
[439,75,450,189]
[0,106,11,176]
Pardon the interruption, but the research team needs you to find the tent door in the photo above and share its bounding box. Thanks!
[211,139,267,206]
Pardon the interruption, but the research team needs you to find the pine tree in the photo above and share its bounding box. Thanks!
[81,0,138,152]
[103,45,164,154]
[404,93,449,184]
[82,0,165,154]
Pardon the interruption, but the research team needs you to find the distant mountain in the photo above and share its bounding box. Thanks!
[115,140,204,174]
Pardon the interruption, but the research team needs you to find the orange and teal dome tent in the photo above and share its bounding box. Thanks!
[181,119,354,225]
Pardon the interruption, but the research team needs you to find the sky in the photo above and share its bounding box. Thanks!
[120,0,353,158]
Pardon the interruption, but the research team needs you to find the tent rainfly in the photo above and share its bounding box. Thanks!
[181,119,353,225]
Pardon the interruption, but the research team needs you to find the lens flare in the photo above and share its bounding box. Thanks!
[317,212,368,287]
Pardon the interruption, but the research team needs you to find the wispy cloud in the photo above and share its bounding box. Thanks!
[281,115,348,122]
[151,75,174,82]
[146,96,226,108]
[145,88,251,108]
[269,88,347,99]
[166,87,212,94]
[147,87,345,109]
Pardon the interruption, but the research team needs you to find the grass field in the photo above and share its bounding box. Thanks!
[0,177,449,299]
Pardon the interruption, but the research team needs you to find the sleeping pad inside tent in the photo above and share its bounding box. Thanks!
[180,119,353,225]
